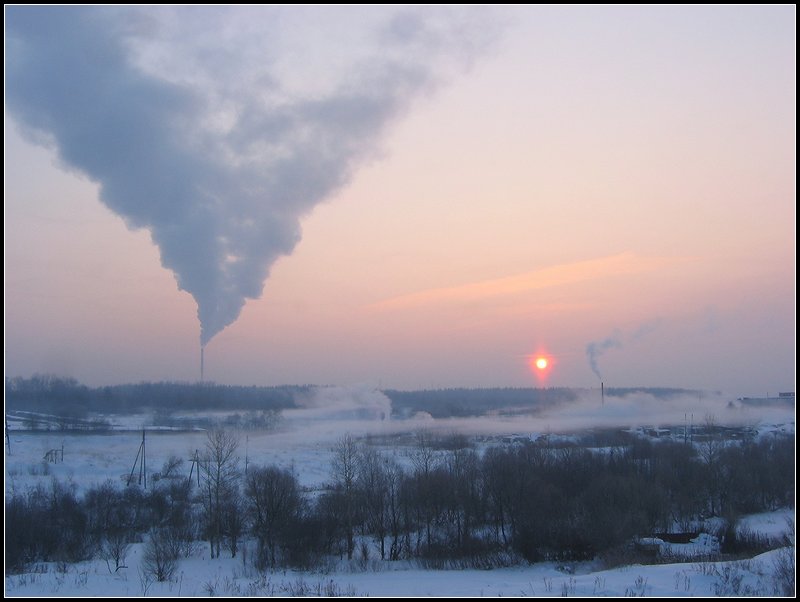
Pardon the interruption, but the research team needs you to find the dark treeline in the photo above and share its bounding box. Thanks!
[6,430,794,576]
[385,387,578,418]
[603,387,706,399]
[5,375,308,417]
[384,387,700,418]
[6,375,706,423]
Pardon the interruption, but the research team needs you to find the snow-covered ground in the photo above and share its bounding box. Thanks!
[4,396,796,597]
[5,427,342,494]
[738,509,795,541]
[5,402,795,496]
[4,542,794,597]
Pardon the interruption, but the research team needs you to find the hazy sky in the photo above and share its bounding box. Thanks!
[4,6,795,395]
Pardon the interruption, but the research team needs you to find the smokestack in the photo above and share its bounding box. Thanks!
[601,381,604,405]
[201,346,204,383]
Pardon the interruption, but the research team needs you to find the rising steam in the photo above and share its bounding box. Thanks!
[6,6,494,346]
[586,320,663,381]
[586,331,623,380]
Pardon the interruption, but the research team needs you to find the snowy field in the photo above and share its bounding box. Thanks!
[4,389,796,597]
[3,534,794,597]
[5,387,796,496]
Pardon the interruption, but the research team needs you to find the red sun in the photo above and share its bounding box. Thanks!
[529,354,553,378]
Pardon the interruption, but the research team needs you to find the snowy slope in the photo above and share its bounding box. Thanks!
[4,403,795,597]
[4,544,794,597]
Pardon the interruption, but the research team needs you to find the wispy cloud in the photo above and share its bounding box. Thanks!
[369,252,678,311]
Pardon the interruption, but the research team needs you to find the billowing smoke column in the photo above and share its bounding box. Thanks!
[6,6,491,347]
[586,331,622,381]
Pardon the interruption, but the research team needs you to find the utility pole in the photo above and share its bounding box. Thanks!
[127,429,147,488]
[188,449,201,487]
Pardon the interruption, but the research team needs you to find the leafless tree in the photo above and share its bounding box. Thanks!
[383,456,407,560]
[245,465,303,568]
[408,430,437,477]
[99,531,130,573]
[698,414,724,465]
[444,447,482,551]
[159,455,184,480]
[698,414,725,515]
[483,446,514,546]
[773,518,795,596]
[358,447,390,560]
[200,429,240,558]
[141,528,178,582]
[331,434,359,560]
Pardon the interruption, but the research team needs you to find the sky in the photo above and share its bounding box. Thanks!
[4,5,796,395]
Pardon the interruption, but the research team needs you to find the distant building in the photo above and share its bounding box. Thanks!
[738,391,795,407]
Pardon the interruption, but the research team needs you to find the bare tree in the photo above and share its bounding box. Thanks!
[99,531,130,573]
[698,414,724,465]
[773,518,795,596]
[444,447,482,551]
[141,528,178,582]
[159,455,184,480]
[358,447,390,560]
[408,430,437,477]
[245,465,303,568]
[331,434,359,560]
[383,456,407,560]
[407,430,442,553]
[699,414,725,515]
[483,446,514,546]
[223,493,244,559]
[200,429,240,558]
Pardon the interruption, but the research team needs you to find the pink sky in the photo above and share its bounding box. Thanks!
[4,6,795,394]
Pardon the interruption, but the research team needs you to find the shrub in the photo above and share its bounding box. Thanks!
[141,528,179,582]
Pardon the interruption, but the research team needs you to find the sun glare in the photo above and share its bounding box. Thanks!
[529,353,552,378]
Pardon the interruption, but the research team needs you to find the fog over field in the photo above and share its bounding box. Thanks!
[6,382,795,491]
[4,385,796,597]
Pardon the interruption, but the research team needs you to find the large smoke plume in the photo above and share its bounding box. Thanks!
[6,6,492,346]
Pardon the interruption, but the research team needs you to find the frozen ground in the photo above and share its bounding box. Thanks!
[4,395,796,597]
[738,509,795,540]
[4,541,794,597]
[5,427,342,494]
[6,388,795,495]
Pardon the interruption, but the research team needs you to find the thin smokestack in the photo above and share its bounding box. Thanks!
[601,381,604,405]
[201,346,204,383]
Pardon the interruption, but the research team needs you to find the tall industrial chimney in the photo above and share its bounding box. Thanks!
[601,381,604,405]
[201,346,204,383]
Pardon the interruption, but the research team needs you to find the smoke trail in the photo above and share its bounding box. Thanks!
[6,6,494,346]
[586,331,623,380]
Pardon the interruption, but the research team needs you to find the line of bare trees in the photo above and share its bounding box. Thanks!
[6,429,795,576]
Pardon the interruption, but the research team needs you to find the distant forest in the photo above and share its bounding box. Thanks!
[384,387,699,418]
[4,375,305,417]
[5,374,702,422]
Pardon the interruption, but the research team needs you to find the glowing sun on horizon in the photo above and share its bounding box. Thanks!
[535,357,548,370]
